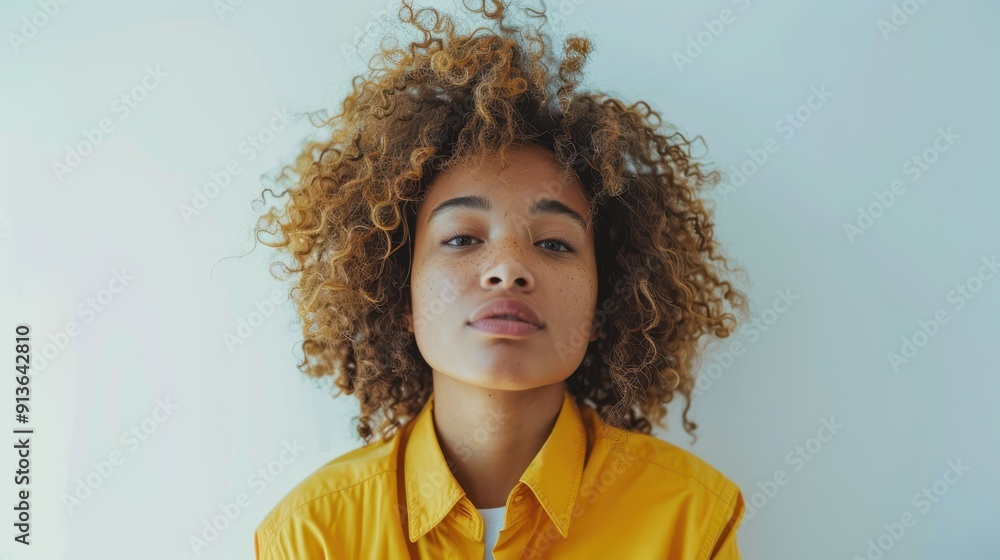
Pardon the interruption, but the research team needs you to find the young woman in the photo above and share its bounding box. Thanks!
[253,1,750,558]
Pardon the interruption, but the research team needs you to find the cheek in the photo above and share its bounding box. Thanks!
[573,258,598,299]
[412,255,465,318]
[548,263,599,321]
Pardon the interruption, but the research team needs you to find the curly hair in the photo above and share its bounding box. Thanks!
[253,0,749,447]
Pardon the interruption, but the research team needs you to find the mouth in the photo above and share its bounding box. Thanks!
[490,314,532,323]
[468,316,542,336]
[468,297,544,334]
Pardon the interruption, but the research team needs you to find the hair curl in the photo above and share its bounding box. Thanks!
[253,0,750,447]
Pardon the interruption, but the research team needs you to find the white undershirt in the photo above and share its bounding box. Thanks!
[477,505,506,560]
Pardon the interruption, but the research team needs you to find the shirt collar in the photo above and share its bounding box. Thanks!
[403,386,587,542]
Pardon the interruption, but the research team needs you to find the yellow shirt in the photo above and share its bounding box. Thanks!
[254,387,745,559]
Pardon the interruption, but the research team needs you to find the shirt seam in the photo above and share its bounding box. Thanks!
[259,532,288,560]
[697,479,740,560]
[625,454,734,503]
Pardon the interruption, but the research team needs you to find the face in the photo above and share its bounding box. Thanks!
[405,142,600,391]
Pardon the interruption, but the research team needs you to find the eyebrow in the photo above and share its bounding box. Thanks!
[427,195,589,232]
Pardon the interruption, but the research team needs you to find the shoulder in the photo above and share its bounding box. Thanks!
[602,424,745,557]
[585,409,739,507]
[578,408,746,558]
[622,430,740,504]
[254,434,400,558]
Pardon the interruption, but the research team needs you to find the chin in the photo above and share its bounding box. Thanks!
[459,370,545,390]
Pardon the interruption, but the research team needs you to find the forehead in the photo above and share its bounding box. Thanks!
[418,143,590,219]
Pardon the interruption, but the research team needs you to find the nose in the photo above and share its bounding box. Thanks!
[480,237,535,291]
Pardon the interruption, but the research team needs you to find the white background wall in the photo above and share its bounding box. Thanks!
[1,0,997,558]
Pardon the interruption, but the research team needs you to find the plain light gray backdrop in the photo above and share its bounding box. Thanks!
[2,0,997,558]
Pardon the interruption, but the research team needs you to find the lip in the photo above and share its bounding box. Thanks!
[469,318,541,337]
[468,297,544,337]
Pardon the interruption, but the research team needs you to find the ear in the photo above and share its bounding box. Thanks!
[589,316,600,342]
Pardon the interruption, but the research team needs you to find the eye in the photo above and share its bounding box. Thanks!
[441,232,576,253]
[443,233,477,247]
[537,237,576,253]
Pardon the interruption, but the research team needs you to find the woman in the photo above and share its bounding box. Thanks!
[253,1,750,558]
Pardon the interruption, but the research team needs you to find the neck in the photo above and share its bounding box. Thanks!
[429,372,565,509]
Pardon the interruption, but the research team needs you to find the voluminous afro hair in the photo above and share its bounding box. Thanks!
[254,0,749,446]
